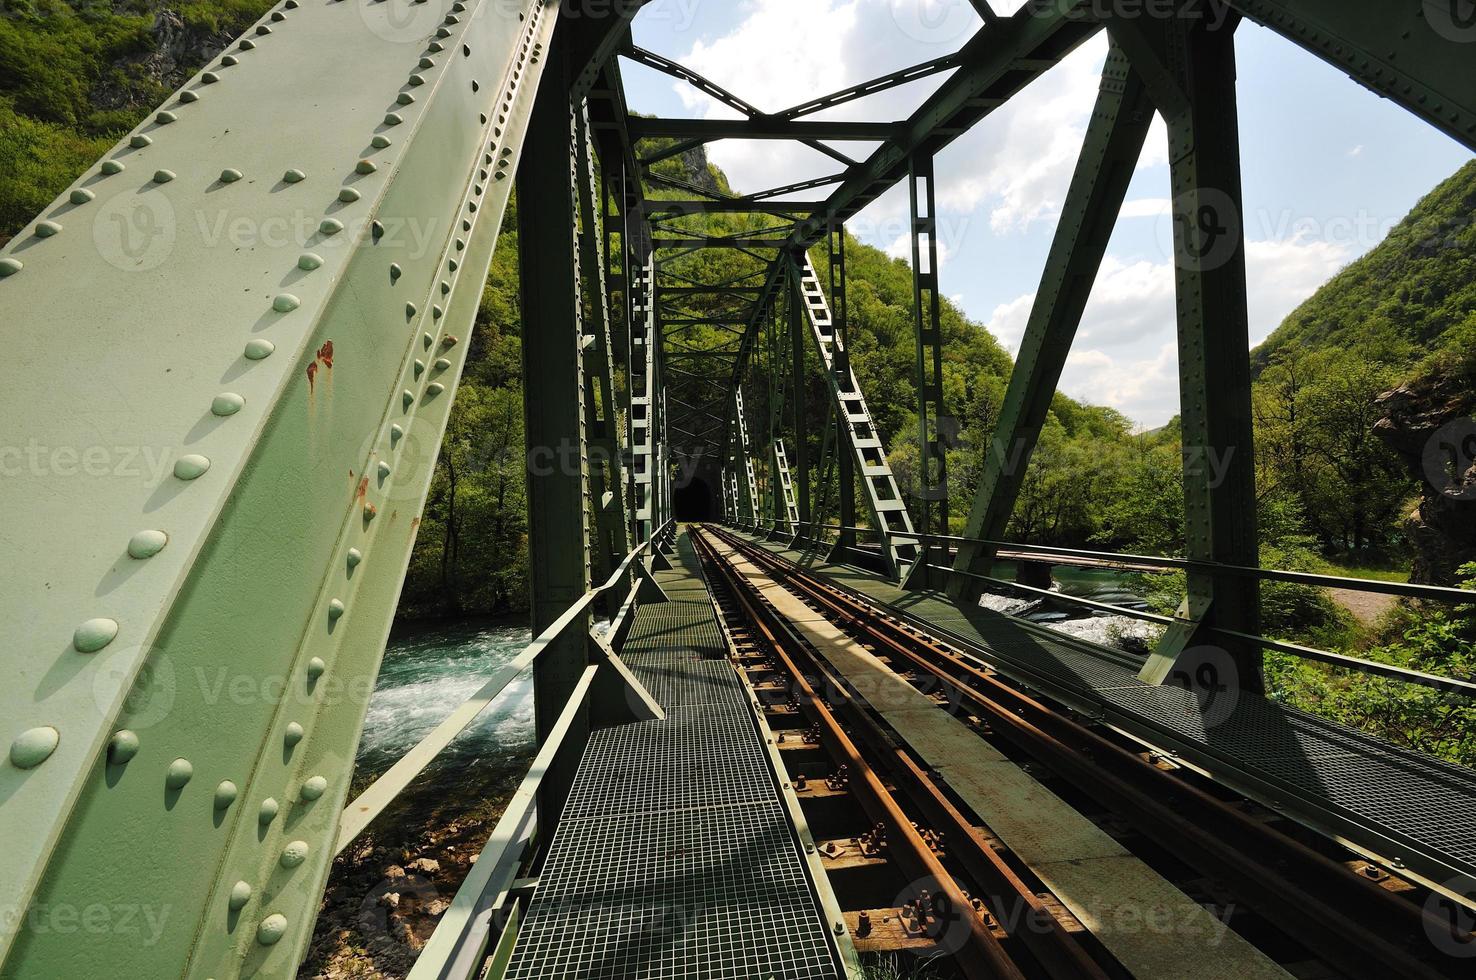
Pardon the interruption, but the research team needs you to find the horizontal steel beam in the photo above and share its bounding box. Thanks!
[629,117,897,141]
[645,199,829,214]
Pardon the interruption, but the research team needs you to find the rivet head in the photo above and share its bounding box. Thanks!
[214,780,238,809]
[228,881,252,911]
[130,134,152,148]
[201,71,219,84]
[338,187,360,203]
[270,9,285,20]
[418,56,434,69]
[301,775,328,801]
[156,110,177,124]
[108,730,140,765]
[100,160,125,175]
[70,188,95,204]
[421,332,433,350]
[257,914,288,946]
[433,357,451,372]
[221,54,238,66]
[33,220,61,238]
[174,454,211,480]
[327,598,345,621]
[254,24,271,34]
[306,657,326,680]
[390,423,405,443]
[283,168,305,183]
[409,73,425,86]
[389,262,402,282]
[396,92,415,106]
[10,727,59,769]
[212,392,245,417]
[272,293,300,313]
[405,302,417,318]
[346,548,363,569]
[258,797,279,824]
[240,38,256,50]
[280,840,309,869]
[73,617,119,653]
[426,382,445,397]
[363,502,377,522]
[402,390,415,409]
[319,218,343,236]
[179,90,199,103]
[165,757,194,789]
[371,135,391,149]
[152,169,175,184]
[384,112,403,126]
[356,159,378,175]
[413,359,424,379]
[0,258,22,278]
[432,304,443,320]
[284,721,305,746]
[219,168,242,183]
[377,461,392,481]
[298,252,324,271]
[244,338,275,360]
[127,529,168,559]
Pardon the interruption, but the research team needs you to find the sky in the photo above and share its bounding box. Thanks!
[622,0,1475,428]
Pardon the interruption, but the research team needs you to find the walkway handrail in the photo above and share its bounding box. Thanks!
[932,564,1476,698]
[336,519,674,853]
[406,663,599,980]
[806,522,1474,604]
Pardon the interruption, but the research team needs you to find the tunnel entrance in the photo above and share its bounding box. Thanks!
[673,475,717,521]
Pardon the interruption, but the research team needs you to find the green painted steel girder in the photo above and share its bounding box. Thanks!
[628,117,898,141]
[1228,0,1476,151]
[0,0,559,975]
[951,46,1154,594]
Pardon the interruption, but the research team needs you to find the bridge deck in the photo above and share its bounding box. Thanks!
[505,531,844,979]
[737,532,1476,892]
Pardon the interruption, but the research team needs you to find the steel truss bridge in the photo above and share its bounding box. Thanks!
[1,1,1474,978]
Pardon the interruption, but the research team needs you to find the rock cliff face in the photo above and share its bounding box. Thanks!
[1375,373,1476,585]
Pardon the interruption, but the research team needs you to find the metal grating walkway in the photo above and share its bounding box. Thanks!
[736,530,1476,891]
[505,531,844,979]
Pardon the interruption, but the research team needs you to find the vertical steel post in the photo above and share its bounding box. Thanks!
[1114,10,1263,691]
[517,38,590,828]
[908,154,948,577]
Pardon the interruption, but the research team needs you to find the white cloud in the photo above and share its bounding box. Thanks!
[1118,197,1172,219]
[1348,144,1365,158]
[988,236,1352,425]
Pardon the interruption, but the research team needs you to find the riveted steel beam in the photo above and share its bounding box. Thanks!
[1112,9,1263,690]
[1228,0,1476,151]
[0,0,558,975]
[629,117,898,141]
[906,153,949,578]
[950,45,1154,597]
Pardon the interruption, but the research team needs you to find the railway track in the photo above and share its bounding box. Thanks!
[693,524,1472,980]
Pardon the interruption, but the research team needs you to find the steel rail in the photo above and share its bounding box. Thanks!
[690,530,1027,980]
[711,526,1469,980]
[694,529,1110,980]
[336,521,672,852]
